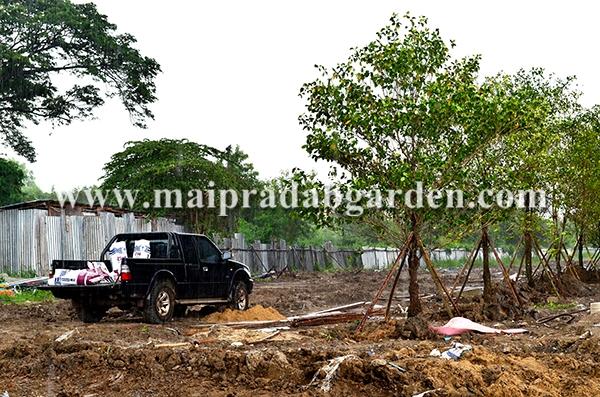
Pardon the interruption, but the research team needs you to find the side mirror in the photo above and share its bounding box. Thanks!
[222,251,232,261]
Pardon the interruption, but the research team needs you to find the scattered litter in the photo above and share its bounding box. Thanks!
[386,361,406,373]
[153,342,190,349]
[2,391,9,397]
[195,303,385,329]
[55,329,76,343]
[430,342,472,360]
[256,270,276,279]
[252,330,280,343]
[165,327,181,336]
[430,317,527,336]
[258,326,290,333]
[6,276,48,289]
[536,308,589,325]
[190,326,302,345]
[413,389,443,397]
[230,341,243,347]
[429,348,441,357]
[370,359,406,373]
[308,354,358,392]
[0,290,14,297]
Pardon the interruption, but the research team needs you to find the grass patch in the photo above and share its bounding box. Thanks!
[1,270,38,279]
[434,258,484,269]
[0,289,54,304]
[534,301,577,311]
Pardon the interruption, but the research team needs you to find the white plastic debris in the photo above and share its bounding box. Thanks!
[55,329,76,343]
[429,348,441,357]
[308,354,358,392]
[430,342,472,360]
[230,341,243,347]
[413,389,442,397]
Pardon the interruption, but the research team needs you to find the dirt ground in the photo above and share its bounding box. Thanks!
[2,269,600,396]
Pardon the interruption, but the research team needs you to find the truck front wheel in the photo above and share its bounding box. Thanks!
[144,280,176,324]
[229,280,249,311]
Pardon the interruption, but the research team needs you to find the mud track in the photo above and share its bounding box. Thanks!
[2,271,600,396]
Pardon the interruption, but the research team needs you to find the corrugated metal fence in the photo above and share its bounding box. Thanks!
[0,209,183,276]
[215,233,510,275]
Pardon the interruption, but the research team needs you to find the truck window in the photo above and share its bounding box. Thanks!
[125,239,169,258]
[178,234,199,264]
[198,237,221,263]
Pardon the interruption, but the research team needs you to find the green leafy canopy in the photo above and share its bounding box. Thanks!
[0,0,161,161]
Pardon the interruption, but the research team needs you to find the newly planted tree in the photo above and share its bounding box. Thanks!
[299,14,554,316]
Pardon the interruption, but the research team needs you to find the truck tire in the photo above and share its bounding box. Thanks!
[229,280,249,311]
[72,300,106,323]
[143,279,176,324]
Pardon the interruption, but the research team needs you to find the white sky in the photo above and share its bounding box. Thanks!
[10,0,600,191]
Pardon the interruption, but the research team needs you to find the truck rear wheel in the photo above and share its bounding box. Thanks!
[229,280,249,311]
[143,280,176,324]
[72,300,106,323]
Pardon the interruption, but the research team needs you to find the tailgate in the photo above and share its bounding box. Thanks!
[40,283,121,300]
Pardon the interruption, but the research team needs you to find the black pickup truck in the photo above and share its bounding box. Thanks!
[41,232,253,324]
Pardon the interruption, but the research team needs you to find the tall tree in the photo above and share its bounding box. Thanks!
[239,177,314,244]
[0,0,161,161]
[101,139,258,234]
[552,107,600,268]
[298,14,552,316]
[0,157,25,205]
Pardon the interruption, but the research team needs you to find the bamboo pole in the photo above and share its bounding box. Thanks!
[356,233,413,333]
[488,238,522,308]
[416,237,458,317]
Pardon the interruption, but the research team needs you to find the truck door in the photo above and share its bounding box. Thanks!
[198,236,228,298]
[178,234,203,299]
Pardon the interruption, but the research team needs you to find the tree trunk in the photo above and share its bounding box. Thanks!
[407,240,422,317]
[524,192,533,286]
[553,210,561,274]
[524,231,533,286]
[482,227,493,302]
[407,213,422,317]
[578,233,584,269]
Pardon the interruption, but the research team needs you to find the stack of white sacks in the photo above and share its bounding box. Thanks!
[48,240,151,286]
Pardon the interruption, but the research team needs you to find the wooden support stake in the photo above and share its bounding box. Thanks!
[249,245,268,273]
[450,235,483,294]
[515,250,525,282]
[356,233,413,333]
[488,238,522,308]
[507,237,523,273]
[532,237,562,298]
[416,237,458,317]
[384,250,408,320]
[456,240,482,304]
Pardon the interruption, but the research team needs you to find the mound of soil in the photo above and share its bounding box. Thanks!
[202,305,286,323]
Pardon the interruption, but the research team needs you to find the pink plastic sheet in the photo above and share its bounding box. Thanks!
[430,317,527,336]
